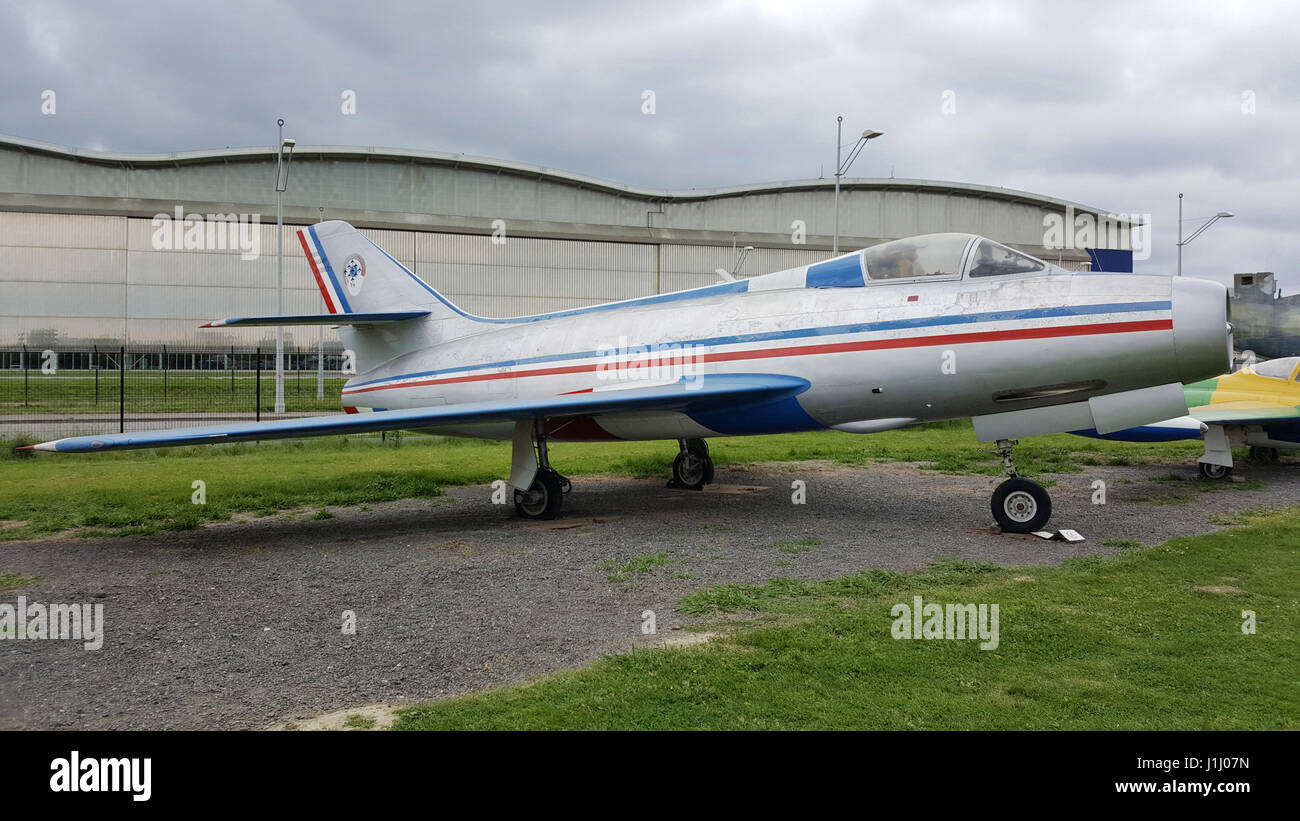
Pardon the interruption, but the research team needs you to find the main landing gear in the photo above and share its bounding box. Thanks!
[668,438,715,490]
[1198,462,1232,480]
[513,425,571,520]
[990,439,1052,533]
[1207,445,1285,479]
[1248,446,1280,466]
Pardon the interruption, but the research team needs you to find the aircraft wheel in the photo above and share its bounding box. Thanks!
[514,469,564,519]
[1249,447,1280,465]
[991,477,1051,534]
[672,450,712,490]
[1198,462,1232,480]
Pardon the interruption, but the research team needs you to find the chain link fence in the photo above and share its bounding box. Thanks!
[1,346,352,441]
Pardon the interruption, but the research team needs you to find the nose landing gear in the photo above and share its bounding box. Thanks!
[990,439,1051,533]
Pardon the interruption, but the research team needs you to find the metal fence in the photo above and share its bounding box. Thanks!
[1,346,352,441]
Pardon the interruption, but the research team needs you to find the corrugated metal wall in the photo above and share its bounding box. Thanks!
[415,233,657,317]
[0,208,1097,347]
[4,211,834,346]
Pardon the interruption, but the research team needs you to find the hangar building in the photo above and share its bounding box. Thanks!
[0,135,1138,351]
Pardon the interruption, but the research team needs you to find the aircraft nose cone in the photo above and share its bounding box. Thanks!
[1171,276,1232,383]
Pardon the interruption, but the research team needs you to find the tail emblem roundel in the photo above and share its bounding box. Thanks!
[343,254,366,296]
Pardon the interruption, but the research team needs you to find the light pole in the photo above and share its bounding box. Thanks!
[274,120,296,413]
[833,116,883,255]
[1176,192,1233,276]
[317,205,325,401]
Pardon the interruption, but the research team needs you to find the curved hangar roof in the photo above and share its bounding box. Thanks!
[0,134,1132,260]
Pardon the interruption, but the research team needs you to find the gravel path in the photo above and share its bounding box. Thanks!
[1,458,1295,730]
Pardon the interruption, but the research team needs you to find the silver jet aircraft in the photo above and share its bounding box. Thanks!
[22,222,1231,532]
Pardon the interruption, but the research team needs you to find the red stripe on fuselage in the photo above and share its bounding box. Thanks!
[299,230,338,315]
[341,318,1172,396]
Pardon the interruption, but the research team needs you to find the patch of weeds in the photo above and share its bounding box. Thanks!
[1135,479,1264,505]
[772,537,823,554]
[600,551,676,576]
[1209,508,1284,526]
[0,571,39,590]
[1101,539,1142,549]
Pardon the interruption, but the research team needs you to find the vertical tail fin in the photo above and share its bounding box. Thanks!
[299,221,475,376]
[299,220,467,320]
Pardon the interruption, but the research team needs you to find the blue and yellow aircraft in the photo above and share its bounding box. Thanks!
[1077,356,1300,478]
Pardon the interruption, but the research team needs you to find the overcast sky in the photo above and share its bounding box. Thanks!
[3,0,1296,289]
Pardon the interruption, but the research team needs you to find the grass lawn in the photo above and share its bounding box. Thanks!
[0,423,1211,541]
[393,509,1299,730]
[2,421,1291,730]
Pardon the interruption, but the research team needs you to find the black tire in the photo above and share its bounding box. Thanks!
[991,477,1051,534]
[1198,461,1232,480]
[671,450,711,490]
[514,469,564,519]
[1248,447,1279,465]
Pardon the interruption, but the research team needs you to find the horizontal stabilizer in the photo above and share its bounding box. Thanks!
[20,373,810,454]
[200,311,430,328]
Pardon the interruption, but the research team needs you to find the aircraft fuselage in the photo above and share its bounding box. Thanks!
[339,270,1225,442]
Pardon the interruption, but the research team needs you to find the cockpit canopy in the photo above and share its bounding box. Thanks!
[1251,356,1300,380]
[861,233,1047,281]
[775,232,1059,293]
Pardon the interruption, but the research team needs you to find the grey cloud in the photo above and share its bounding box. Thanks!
[1,0,1296,286]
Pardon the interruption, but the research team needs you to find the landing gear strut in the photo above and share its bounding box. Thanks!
[668,438,714,490]
[990,439,1051,533]
[513,423,571,520]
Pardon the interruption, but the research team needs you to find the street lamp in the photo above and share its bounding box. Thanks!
[1176,192,1233,276]
[317,205,325,401]
[833,116,884,255]
[274,120,296,413]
